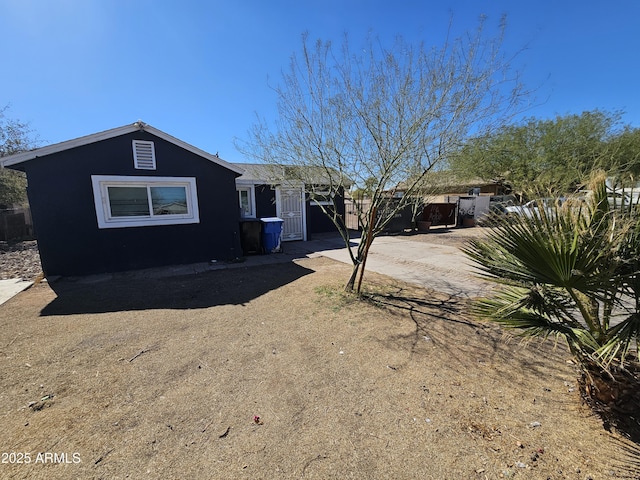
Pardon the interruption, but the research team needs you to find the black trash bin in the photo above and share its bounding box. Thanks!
[239,219,263,255]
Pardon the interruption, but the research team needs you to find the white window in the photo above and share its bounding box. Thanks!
[309,190,334,206]
[91,175,199,229]
[132,140,156,170]
[237,186,256,218]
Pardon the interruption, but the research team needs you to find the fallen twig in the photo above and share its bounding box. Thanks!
[94,448,114,465]
[128,349,149,362]
[301,454,328,477]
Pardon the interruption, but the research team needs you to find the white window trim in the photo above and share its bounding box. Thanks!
[91,175,199,229]
[132,140,157,170]
[309,190,334,206]
[237,185,256,218]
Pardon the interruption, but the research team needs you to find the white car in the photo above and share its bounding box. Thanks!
[504,198,566,218]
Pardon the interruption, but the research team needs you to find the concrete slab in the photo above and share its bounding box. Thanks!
[1,230,488,300]
[0,279,34,305]
[291,234,491,297]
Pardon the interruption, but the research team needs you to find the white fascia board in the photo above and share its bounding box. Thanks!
[1,124,137,167]
[1,121,245,175]
[237,179,302,188]
[280,179,305,188]
[235,178,265,186]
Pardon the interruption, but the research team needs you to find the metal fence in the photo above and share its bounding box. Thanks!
[0,207,33,241]
[344,199,371,230]
[345,199,458,231]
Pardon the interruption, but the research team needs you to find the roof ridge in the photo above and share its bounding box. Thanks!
[1,121,244,174]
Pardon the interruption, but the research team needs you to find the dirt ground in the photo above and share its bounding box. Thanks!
[0,230,639,479]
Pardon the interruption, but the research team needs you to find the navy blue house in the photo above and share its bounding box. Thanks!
[1,122,245,277]
[234,163,347,242]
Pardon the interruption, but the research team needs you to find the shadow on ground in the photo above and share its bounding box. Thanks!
[366,287,640,453]
[611,435,640,478]
[41,262,313,316]
[364,288,567,384]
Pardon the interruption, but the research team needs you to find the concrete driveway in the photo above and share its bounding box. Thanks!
[286,229,491,297]
[0,228,489,305]
[0,278,34,306]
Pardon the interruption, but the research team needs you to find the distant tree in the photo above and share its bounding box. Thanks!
[351,177,378,200]
[0,105,38,207]
[606,125,640,185]
[238,18,529,293]
[450,110,627,198]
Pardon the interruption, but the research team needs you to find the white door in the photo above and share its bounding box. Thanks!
[276,186,306,241]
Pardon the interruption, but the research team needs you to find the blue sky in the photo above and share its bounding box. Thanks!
[2,0,639,163]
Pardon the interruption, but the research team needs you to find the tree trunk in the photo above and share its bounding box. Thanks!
[355,206,377,294]
[345,263,360,292]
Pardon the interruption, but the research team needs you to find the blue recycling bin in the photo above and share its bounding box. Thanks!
[260,217,284,253]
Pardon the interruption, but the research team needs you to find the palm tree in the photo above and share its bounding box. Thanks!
[463,173,639,430]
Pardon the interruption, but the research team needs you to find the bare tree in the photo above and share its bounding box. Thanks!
[238,17,529,293]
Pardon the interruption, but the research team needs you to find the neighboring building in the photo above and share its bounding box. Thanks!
[234,163,347,241]
[0,122,245,277]
[394,172,511,203]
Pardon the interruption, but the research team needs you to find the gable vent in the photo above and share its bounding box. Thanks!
[133,140,156,170]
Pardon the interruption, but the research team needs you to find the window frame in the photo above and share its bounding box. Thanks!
[309,190,335,206]
[91,175,200,229]
[237,185,256,218]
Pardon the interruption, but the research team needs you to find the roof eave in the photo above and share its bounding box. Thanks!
[1,124,137,168]
[0,121,244,175]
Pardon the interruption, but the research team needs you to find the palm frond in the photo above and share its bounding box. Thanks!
[464,174,639,373]
[474,295,600,354]
[464,203,617,295]
[471,286,581,332]
[597,313,640,365]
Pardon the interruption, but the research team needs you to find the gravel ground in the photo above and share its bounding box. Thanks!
[0,240,42,281]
